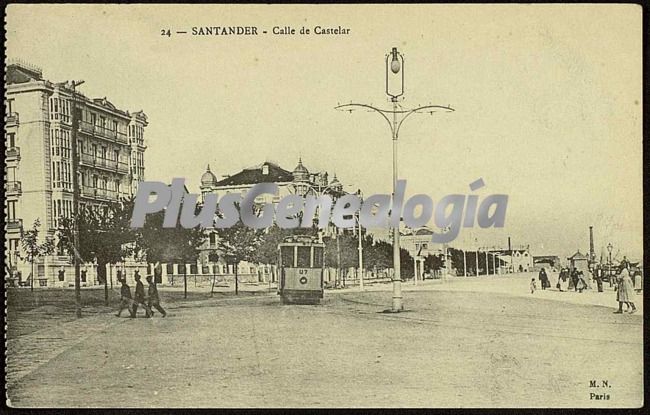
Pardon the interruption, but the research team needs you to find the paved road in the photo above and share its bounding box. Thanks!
[6,286,642,408]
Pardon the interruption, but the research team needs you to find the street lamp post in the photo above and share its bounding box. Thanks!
[336,47,454,312]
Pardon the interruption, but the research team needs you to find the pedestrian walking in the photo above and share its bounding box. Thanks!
[570,269,580,292]
[115,277,135,318]
[614,265,637,314]
[132,272,152,318]
[146,274,167,317]
[594,265,604,292]
[539,268,549,290]
[633,270,642,294]
[576,271,588,293]
[530,278,537,294]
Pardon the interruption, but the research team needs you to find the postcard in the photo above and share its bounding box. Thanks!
[4,3,643,409]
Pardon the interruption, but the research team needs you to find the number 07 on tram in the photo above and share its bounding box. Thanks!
[277,236,325,304]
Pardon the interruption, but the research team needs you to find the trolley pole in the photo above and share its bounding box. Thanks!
[336,47,454,312]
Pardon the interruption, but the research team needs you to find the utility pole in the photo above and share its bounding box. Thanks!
[69,80,84,318]
[357,189,364,290]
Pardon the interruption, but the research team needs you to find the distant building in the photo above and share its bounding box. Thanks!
[401,227,445,278]
[197,159,346,282]
[5,60,148,287]
[497,248,533,273]
[567,250,590,273]
[533,255,561,271]
[199,158,340,203]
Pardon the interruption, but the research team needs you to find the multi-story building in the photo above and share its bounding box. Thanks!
[194,159,345,282]
[4,61,148,287]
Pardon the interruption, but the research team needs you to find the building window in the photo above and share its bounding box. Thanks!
[209,233,216,246]
[6,98,14,114]
[7,166,16,182]
[6,132,16,148]
[7,200,16,220]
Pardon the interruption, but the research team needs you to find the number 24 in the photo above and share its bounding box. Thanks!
[161,29,171,37]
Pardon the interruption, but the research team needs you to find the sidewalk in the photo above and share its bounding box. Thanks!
[337,272,644,315]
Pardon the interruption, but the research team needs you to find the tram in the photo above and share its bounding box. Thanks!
[278,235,324,304]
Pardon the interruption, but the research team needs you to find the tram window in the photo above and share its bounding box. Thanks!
[313,247,323,268]
[297,246,311,268]
[281,246,294,268]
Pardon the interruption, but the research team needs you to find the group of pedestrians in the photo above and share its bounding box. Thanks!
[116,271,167,318]
[533,263,640,315]
[554,267,589,292]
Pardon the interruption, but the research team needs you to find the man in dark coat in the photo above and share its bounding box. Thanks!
[538,268,549,290]
[146,274,167,317]
[115,277,135,317]
[132,272,152,317]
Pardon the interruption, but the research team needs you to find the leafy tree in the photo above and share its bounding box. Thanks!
[134,203,206,298]
[448,247,466,275]
[424,253,445,277]
[363,238,393,272]
[216,216,263,295]
[19,219,55,291]
[323,232,359,286]
[58,199,137,304]
[400,247,415,279]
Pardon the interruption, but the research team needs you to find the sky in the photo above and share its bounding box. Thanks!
[6,4,643,261]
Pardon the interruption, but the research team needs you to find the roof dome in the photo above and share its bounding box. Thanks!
[200,164,218,187]
[329,173,342,188]
[292,158,310,182]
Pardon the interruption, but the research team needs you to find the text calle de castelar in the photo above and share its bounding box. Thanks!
[191,25,350,36]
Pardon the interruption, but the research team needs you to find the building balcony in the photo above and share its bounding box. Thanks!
[95,188,118,200]
[80,186,118,201]
[116,161,129,174]
[6,146,20,160]
[78,121,128,144]
[6,218,23,233]
[6,112,19,126]
[79,154,123,173]
[6,181,22,195]
[79,120,95,135]
[80,186,97,198]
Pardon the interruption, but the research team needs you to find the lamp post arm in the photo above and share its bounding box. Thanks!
[335,103,395,136]
[395,104,455,138]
